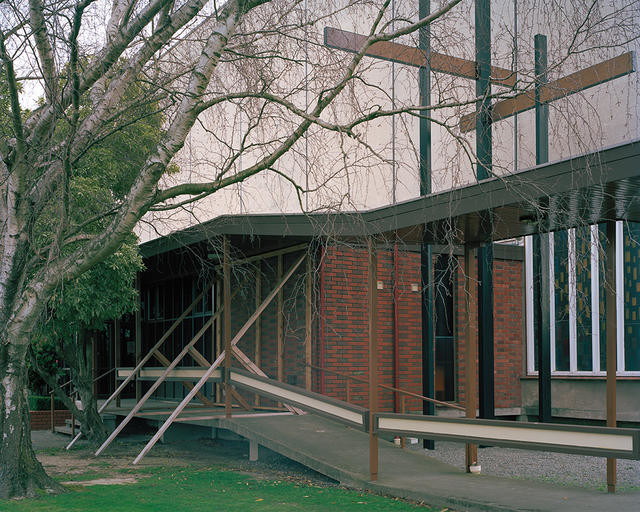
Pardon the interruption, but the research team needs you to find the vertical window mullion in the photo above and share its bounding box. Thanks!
[590,225,600,374]
[525,236,535,374]
[569,228,577,372]
[616,221,625,374]
[549,232,557,373]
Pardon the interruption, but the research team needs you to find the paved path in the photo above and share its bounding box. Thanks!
[216,414,640,512]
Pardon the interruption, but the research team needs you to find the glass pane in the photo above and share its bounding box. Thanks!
[575,227,592,371]
[624,222,640,371]
[554,231,570,371]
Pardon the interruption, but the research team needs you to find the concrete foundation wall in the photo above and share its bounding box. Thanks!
[520,377,640,423]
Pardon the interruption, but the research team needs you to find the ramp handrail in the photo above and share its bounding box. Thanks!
[308,363,465,411]
[131,252,308,465]
[373,412,640,460]
[229,368,368,430]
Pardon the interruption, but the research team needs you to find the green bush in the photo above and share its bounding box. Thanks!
[28,395,67,411]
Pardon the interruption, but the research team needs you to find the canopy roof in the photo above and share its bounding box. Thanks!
[141,138,640,258]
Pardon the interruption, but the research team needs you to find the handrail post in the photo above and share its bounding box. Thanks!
[71,392,76,438]
[346,378,351,403]
[400,395,406,449]
[367,238,378,481]
[50,391,55,433]
[224,235,232,418]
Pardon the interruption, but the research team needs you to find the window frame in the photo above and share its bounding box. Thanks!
[525,221,640,377]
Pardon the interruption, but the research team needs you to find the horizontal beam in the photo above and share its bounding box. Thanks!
[460,51,634,132]
[324,27,515,87]
[374,414,640,459]
[117,367,222,382]
[211,243,309,269]
[229,369,369,430]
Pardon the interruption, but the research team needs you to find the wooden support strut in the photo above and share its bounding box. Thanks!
[224,236,232,418]
[277,254,284,385]
[95,310,221,456]
[255,264,262,405]
[179,342,255,412]
[324,27,515,87]
[459,51,634,132]
[92,284,242,454]
[232,345,304,415]
[67,282,218,452]
[305,254,312,391]
[368,238,379,481]
[135,277,142,402]
[152,349,216,407]
[131,252,308,465]
[605,220,617,493]
[464,245,478,472]
[98,281,214,414]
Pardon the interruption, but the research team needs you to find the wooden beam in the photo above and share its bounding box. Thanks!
[128,253,308,463]
[255,265,262,405]
[209,284,215,401]
[231,346,303,415]
[152,349,215,407]
[114,319,121,407]
[460,52,634,132]
[464,245,478,472]
[213,243,308,270]
[96,312,218,456]
[230,388,254,412]
[224,236,233,418]
[605,220,617,493]
[324,27,516,87]
[215,282,222,402]
[99,280,214,413]
[277,254,284,385]
[368,238,378,481]
[305,253,312,391]
[135,276,142,402]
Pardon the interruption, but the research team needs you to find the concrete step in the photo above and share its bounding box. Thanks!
[54,426,78,436]
[65,418,81,428]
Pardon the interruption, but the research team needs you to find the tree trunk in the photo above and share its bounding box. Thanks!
[0,340,64,499]
[67,331,107,444]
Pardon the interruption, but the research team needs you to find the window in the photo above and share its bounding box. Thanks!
[525,221,640,376]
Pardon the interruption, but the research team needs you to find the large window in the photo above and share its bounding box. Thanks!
[525,221,640,376]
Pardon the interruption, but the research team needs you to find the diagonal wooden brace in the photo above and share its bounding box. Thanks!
[324,27,516,87]
[232,346,304,415]
[153,349,215,406]
[460,52,634,132]
[131,252,308,464]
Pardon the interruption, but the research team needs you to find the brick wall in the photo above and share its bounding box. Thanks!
[30,410,71,431]
[455,253,523,409]
[318,245,423,412]
[320,245,524,413]
[148,241,524,414]
[228,252,309,406]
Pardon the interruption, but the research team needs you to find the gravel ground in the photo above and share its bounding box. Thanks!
[406,439,640,491]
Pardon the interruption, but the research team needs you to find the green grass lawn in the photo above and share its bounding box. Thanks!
[0,467,436,511]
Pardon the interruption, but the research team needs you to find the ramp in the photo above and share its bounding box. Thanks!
[216,413,640,512]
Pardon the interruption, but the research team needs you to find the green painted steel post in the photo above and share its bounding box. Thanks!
[535,34,549,166]
[419,0,435,451]
[476,0,495,420]
[534,34,551,423]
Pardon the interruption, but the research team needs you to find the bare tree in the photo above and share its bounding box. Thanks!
[0,0,474,498]
[0,0,637,499]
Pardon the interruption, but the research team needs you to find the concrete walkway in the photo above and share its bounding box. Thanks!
[216,414,640,512]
